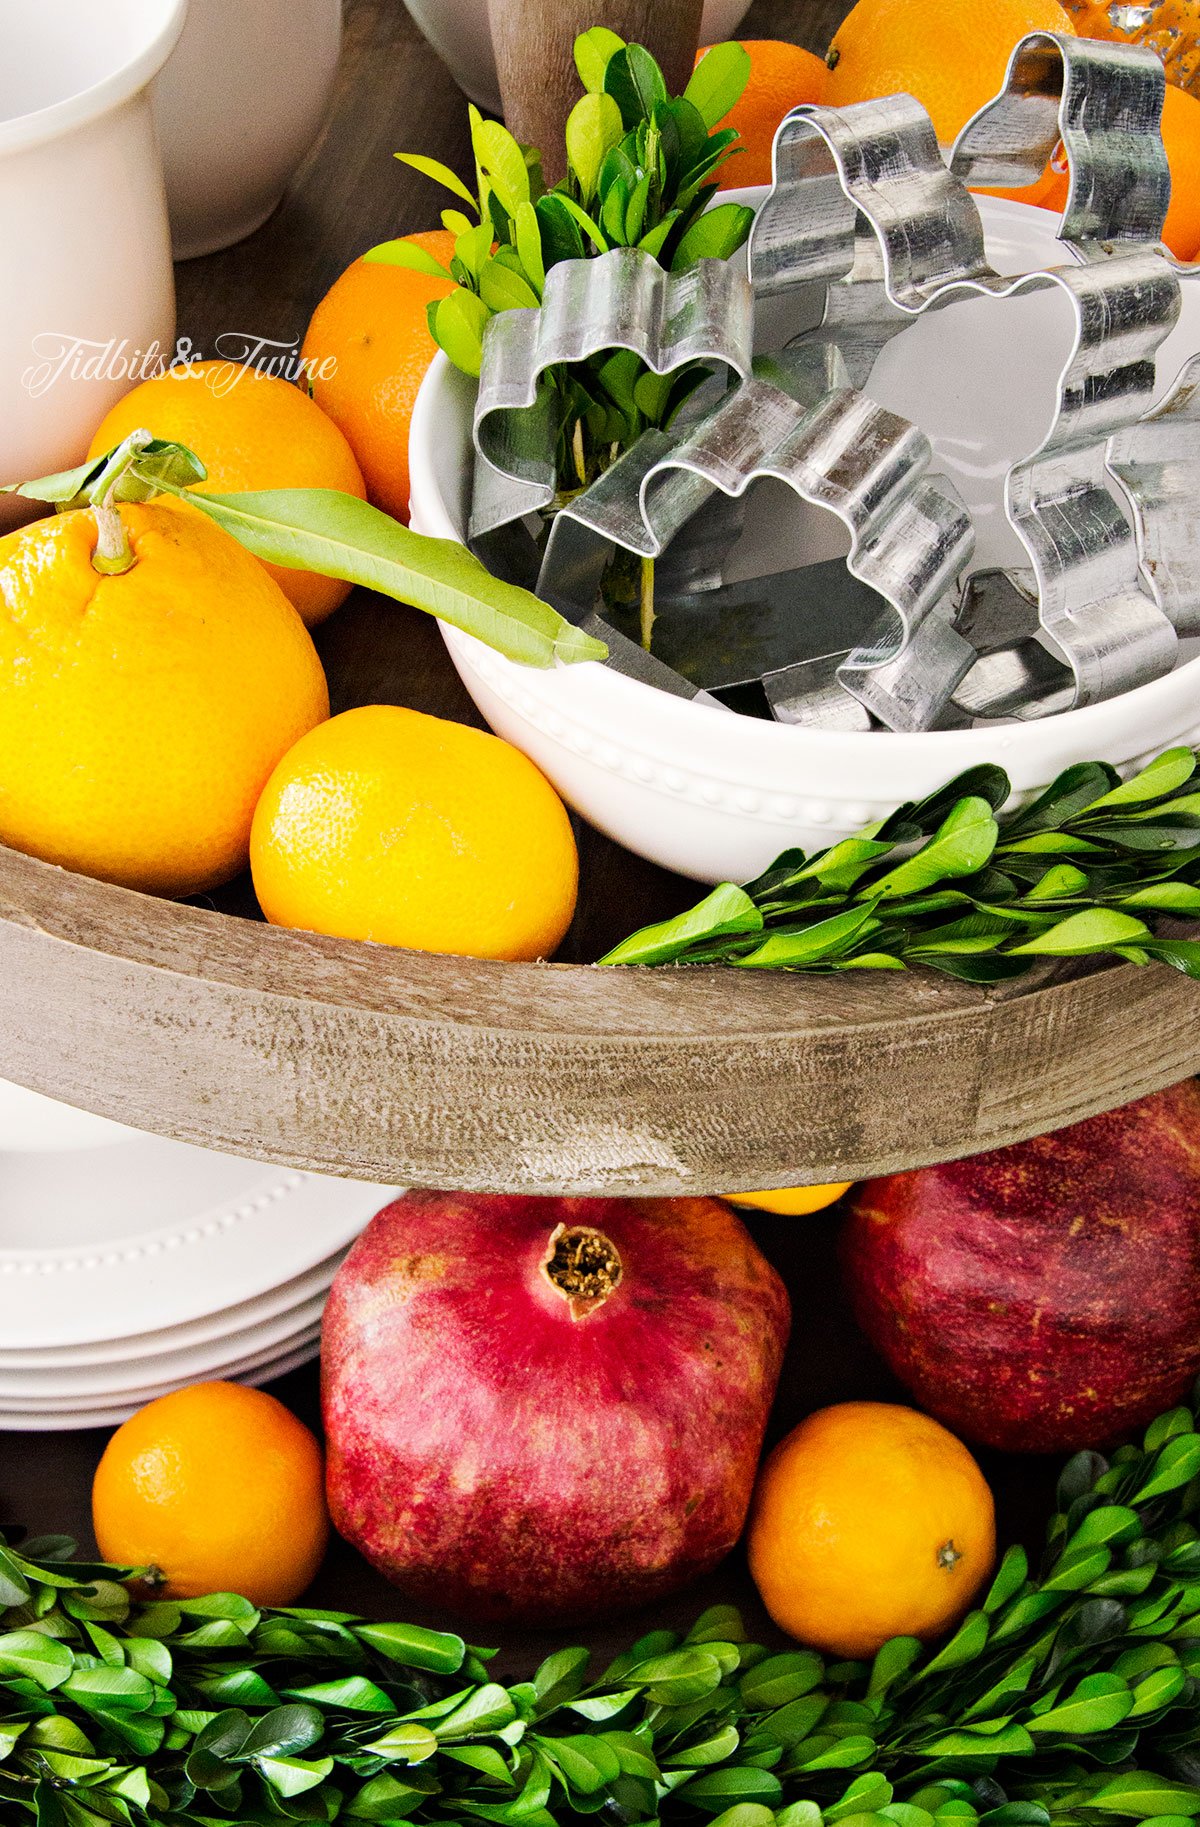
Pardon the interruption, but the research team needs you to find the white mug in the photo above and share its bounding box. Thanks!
[0,0,186,495]
[152,0,343,260]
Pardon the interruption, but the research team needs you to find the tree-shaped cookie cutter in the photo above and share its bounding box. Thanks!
[469,32,1194,732]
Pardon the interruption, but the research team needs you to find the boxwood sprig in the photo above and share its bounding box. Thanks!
[4,1391,1200,1827]
[600,746,1200,980]
[372,31,754,499]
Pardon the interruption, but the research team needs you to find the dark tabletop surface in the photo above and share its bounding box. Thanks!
[1,0,1062,1675]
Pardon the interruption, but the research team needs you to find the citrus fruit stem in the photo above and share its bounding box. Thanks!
[91,499,135,576]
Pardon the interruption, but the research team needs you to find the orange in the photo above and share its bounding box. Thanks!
[93,1381,330,1605]
[300,229,456,524]
[699,40,829,189]
[825,0,1075,144]
[747,1401,996,1658]
[1032,80,1200,261]
[88,362,366,627]
[0,499,328,896]
[726,1183,852,1215]
[251,704,578,961]
[1059,1,1200,95]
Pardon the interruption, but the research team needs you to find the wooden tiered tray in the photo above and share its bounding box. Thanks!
[0,0,1173,1684]
[2,0,1199,1196]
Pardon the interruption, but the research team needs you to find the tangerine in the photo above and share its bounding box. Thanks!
[92,1381,330,1605]
[300,230,456,523]
[698,40,829,189]
[0,498,328,896]
[251,704,578,961]
[726,1183,853,1215]
[747,1401,996,1657]
[88,362,366,627]
[1059,1,1200,95]
[824,0,1075,144]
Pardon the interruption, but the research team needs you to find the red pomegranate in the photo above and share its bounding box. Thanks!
[322,1192,791,1624]
[841,1080,1200,1454]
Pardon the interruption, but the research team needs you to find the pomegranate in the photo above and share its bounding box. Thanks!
[322,1191,790,1624]
[841,1080,1200,1453]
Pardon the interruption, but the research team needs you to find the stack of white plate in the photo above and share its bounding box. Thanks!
[0,1082,396,1430]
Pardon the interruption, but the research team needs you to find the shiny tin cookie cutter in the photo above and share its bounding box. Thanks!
[468,31,1191,731]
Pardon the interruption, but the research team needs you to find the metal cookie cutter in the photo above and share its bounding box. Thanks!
[467,31,1191,732]
[753,32,1181,727]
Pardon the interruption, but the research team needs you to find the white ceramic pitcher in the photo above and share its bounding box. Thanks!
[0,0,186,494]
[152,0,343,260]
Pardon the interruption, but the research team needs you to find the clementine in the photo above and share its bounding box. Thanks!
[88,362,366,627]
[824,0,1075,144]
[92,1381,330,1605]
[0,498,329,896]
[747,1401,996,1657]
[698,40,829,189]
[251,703,578,961]
[1059,0,1200,95]
[300,229,456,523]
[726,1183,853,1215]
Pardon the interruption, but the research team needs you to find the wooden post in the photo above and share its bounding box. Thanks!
[488,0,705,181]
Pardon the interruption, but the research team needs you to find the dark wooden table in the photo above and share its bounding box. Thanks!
[2,0,1061,1666]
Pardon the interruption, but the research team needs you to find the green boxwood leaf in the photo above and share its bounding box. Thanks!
[739,1653,825,1711]
[283,1676,394,1713]
[479,259,541,312]
[0,1631,74,1690]
[685,43,753,129]
[513,200,545,293]
[356,1620,465,1674]
[1083,747,1196,811]
[1132,1432,1200,1501]
[1088,1777,1200,1816]
[601,883,761,966]
[1008,907,1151,957]
[470,116,530,215]
[679,1767,783,1809]
[394,151,478,210]
[532,1647,591,1707]
[566,91,624,200]
[870,798,999,900]
[363,237,452,276]
[258,1752,334,1797]
[673,202,755,268]
[431,287,492,377]
[574,26,626,94]
[604,44,668,129]
[1029,1673,1134,1736]
[734,904,881,970]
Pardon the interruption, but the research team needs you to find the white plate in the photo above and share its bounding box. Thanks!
[0,1337,322,1432]
[0,1322,323,1413]
[0,1079,141,1152]
[0,1132,397,1348]
[0,1290,330,1398]
[0,1249,348,1369]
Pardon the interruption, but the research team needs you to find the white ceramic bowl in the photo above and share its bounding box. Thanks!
[401,0,753,113]
[0,0,185,493]
[409,193,1200,885]
[151,0,342,260]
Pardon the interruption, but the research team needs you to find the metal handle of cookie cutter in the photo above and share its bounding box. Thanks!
[467,31,1195,733]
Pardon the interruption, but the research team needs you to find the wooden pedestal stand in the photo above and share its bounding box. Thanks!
[0,0,1195,1195]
